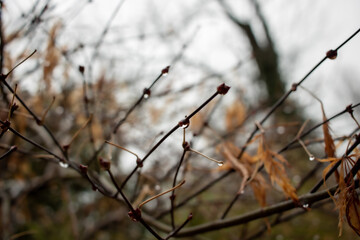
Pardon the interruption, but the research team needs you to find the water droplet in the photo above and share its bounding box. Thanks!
[276,126,285,135]
[162,72,168,76]
[217,162,224,167]
[143,88,151,99]
[179,117,190,129]
[59,161,69,168]
[309,155,315,161]
[302,203,309,208]
[55,106,64,115]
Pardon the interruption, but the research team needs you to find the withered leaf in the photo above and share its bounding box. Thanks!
[257,135,298,202]
[225,100,246,131]
[320,104,336,158]
[346,189,360,236]
[221,144,249,194]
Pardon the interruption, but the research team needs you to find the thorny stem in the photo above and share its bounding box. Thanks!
[120,91,221,189]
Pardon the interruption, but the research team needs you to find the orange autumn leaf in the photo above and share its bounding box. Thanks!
[221,144,249,194]
[300,86,336,158]
[346,189,360,236]
[43,21,62,91]
[324,154,360,236]
[190,111,205,133]
[249,174,268,207]
[320,104,336,158]
[225,100,246,131]
[218,141,269,206]
[257,134,298,202]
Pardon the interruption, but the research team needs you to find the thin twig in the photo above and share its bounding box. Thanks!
[0,145,17,160]
[0,119,62,161]
[0,51,68,160]
[170,149,187,229]
[174,181,356,237]
[139,180,185,209]
[120,90,222,189]
[165,213,193,240]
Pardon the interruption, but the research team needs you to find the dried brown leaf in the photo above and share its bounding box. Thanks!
[221,144,249,194]
[43,22,62,91]
[321,104,336,158]
[190,111,205,133]
[346,188,360,236]
[257,135,298,202]
[225,100,246,131]
[250,174,268,207]
[217,142,269,206]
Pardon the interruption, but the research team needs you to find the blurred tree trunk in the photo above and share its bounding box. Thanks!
[219,0,301,122]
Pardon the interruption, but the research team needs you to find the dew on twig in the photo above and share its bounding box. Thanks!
[309,155,315,161]
[179,117,190,129]
[276,126,285,135]
[59,161,69,168]
[161,66,170,76]
[143,88,151,99]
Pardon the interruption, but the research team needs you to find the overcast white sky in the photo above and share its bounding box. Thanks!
[4,0,360,135]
